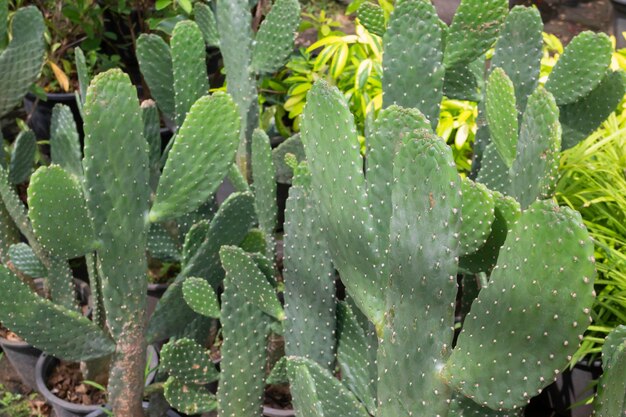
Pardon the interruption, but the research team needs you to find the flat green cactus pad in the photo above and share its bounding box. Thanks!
[251,128,277,251]
[160,337,218,384]
[182,277,220,318]
[0,6,45,118]
[358,2,385,37]
[443,56,486,102]
[287,357,370,417]
[50,104,82,178]
[136,34,175,120]
[544,31,612,106]
[383,0,444,127]
[486,68,518,168]
[8,243,46,278]
[475,142,511,195]
[460,178,495,256]
[594,325,626,417]
[9,130,36,185]
[444,0,508,68]
[164,378,217,415]
[251,0,300,74]
[74,47,89,105]
[445,200,596,410]
[240,229,267,255]
[147,223,180,262]
[151,93,240,222]
[28,165,95,259]
[181,220,210,267]
[0,265,115,361]
[194,2,219,47]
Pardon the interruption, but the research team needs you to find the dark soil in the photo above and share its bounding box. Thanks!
[265,384,293,411]
[46,361,106,407]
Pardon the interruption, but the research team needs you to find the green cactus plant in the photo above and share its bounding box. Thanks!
[283,78,597,417]
[0,68,244,416]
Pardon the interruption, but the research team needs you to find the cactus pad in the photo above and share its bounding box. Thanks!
[357,3,385,37]
[383,0,444,127]
[460,178,495,256]
[160,337,218,384]
[251,128,277,249]
[194,2,219,47]
[164,378,217,415]
[251,0,300,74]
[28,166,95,259]
[151,93,240,222]
[486,68,518,167]
[182,277,220,318]
[9,130,36,185]
[136,34,175,120]
[8,243,46,278]
[0,265,115,361]
[50,104,82,178]
[445,200,596,410]
[594,325,626,417]
[544,31,612,106]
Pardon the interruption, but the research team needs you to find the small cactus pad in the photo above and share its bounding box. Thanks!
[272,133,305,184]
[284,183,336,370]
[182,277,220,318]
[9,130,36,185]
[0,265,115,361]
[83,69,150,338]
[559,70,626,150]
[219,246,285,321]
[383,0,444,127]
[50,104,82,178]
[486,68,518,167]
[460,177,495,256]
[147,223,180,262]
[251,0,300,74]
[8,243,46,278]
[443,56,486,102]
[594,325,626,417]
[194,2,219,47]
[366,105,429,252]
[160,337,218,384]
[164,378,217,415]
[0,6,45,117]
[27,165,95,259]
[300,80,384,326]
[544,31,612,106]
[357,3,385,37]
[240,228,268,255]
[171,20,209,128]
[218,267,270,417]
[151,93,240,222]
[475,142,511,195]
[443,0,508,68]
[509,86,561,209]
[136,34,175,120]
[251,128,277,250]
[491,6,542,115]
[445,200,596,410]
[74,47,89,105]
[336,302,377,414]
[287,356,370,417]
[378,132,460,417]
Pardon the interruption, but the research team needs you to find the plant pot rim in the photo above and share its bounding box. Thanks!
[35,345,159,412]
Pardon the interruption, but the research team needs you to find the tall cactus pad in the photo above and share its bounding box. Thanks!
[510,87,561,209]
[594,325,626,417]
[171,20,209,128]
[559,70,626,150]
[301,80,384,326]
[9,130,36,185]
[251,129,277,246]
[378,133,460,417]
[8,243,46,278]
[194,2,220,47]
[136,34,175,120]
[28,166,95,259]
[383,0,444,127]
[251,0,300,74]
[51,104,82,178]
[83,69,150,338]
[151,93,240,222]
[444,0,508,68]
[0,6,45,117]
[220,246,285,321]
[544,31,612,106]
[486,68,518,167]
[336,302,376,414]
[75,47,89,105]
[160,338,218,384]
[366,105,429,252]
[358,3,385,37]
[0,266,115,361]
[445,200,596,410]
[182,277,220,318]
[218,272,270,417]
[284,184,336,370]
[460,178,495,256]
[287,357,371,417]
[475,142,511,195]
[491,6,542,115]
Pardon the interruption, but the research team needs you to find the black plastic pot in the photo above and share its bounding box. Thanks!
[36,345,159,417]
[525,360,602,417]
[0,279,91,390]
[23,92,83,140]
